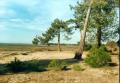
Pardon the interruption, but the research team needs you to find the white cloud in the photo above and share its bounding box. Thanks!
[1,17,48,32]
[0,0,81,43]
[0,0,78,30]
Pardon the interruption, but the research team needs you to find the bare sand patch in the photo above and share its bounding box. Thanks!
[0,51,89,64]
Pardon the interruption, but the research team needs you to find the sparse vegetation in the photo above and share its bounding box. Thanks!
[72,64,84,71]
[48,59,67,71]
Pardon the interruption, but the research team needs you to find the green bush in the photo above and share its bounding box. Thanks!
[84,44,92,51]
[72,64,84,71]
[100,45,107,51]
[48,59,67,71]
[85,46,111,68]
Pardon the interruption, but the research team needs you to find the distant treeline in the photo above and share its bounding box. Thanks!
[0,43,78,46]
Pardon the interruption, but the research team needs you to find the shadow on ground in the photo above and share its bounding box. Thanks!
[0,58,80,75]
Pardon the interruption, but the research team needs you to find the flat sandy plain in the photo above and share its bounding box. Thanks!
[0,50,119,83]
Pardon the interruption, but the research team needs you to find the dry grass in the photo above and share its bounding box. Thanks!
[0,44,78,51]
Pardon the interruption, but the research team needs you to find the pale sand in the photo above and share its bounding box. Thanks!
[0,51,89,64]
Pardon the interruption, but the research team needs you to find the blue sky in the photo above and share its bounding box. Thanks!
[0,0,81,44]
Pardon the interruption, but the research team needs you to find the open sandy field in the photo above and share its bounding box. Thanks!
[0,51,90,63]
[0,50,119,83]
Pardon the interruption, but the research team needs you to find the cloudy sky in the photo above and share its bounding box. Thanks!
[0,0,81,44]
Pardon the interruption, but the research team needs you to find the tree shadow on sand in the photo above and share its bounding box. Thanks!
[0,58,80,75]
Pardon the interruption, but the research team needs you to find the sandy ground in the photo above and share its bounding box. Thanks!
[0,51,88,64]
[0,51,119,83]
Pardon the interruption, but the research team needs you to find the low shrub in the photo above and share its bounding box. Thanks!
[21,53,28,55]
[85,46,111,68]
[84,44,92,51]
[100,45,107,51]
[48,59,67,71]
[72,64,84,71]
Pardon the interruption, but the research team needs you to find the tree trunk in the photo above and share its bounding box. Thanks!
[74,0,93,60]
[97,28,102,48]
[47,44,49,51]
[58,29,61,51]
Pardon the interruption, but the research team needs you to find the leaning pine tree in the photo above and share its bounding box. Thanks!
[70,0,117,60]
[73,0,93,60]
